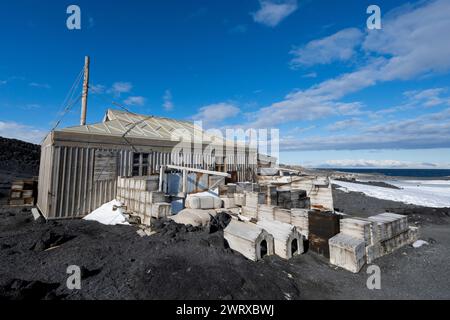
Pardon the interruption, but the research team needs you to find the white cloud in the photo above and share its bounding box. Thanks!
[290,28,363,68]
[290,125,316,134]
[247,90,363,128]
[163,90,174,111]
[252,0,298,27]
[318,159,448,169]
[0,80,7,85]
[0,121,46,144]
[249,0,450,130]
[404,88,450,107]
[109,82,133,96]
[362,0,450,81]
[29,82,51,89]
[192,103,240,128]
[302,72,317,78]
[279,108,450,151]
[327,118,362,132]
[124,96,146,106]
[90,84,107,94]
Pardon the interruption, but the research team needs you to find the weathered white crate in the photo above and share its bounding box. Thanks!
[221,197,237,209]
[185,195,222,209]
[380,226,419,255]
[148,191,166,204]
[340,218,373,246]
[258,205,275,221]
[291,208,309,238]
[241,206,258,219]
[234,193,246,207]
[329,233,366,273]
[151,203,172,219]
[245,192,266,208]
[267,185,278,205]
[274,208,291,224]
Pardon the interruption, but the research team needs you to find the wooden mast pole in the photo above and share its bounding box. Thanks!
[80,56,90,126]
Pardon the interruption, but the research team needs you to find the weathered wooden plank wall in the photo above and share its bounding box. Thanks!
[38,137,258,219]
[36,136,53,215]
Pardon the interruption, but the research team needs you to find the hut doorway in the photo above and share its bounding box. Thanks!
[260,240,268,258]
[291,239,299,256]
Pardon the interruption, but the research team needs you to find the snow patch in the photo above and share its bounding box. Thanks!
[83,199,130,225]
[332,179,450,208]
[413,240,429,248]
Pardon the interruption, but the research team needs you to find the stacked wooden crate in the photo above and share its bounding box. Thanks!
[330,213,419,270]
[290,190,309,209]
[340,218,373,246]
[117,176,170,225]
[274,207,291,224]
[380,226,418,256]
[329,234,366,273]
[328,218,373,272]
[236,182,259,193]
[368,213,408,241]
[267,185,278,205]
[219,184,237,198]
[219,184,237,209]
[275,189,310,209]
[234,193,246,207]
[276,191,291,209]
[245,191,266,207]
[308,211,341,258]
[367,213,418,260]
[9,179,37,206]
[291,209,309,238]
[241,191,265,220]
[258,204,276,221]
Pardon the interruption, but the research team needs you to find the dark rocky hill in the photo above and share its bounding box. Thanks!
[0,136,40,177]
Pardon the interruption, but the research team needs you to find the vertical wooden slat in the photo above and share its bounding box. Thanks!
[88,148,94,213]
[58,147,67,218]
[82,148,88,215]
[51,147,61,219]
[72,147,79,217]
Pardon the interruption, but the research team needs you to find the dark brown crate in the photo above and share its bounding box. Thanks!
[309,234,330,258]
[308,211,341,238]
[24,197,35,205]
[9,199,25,206]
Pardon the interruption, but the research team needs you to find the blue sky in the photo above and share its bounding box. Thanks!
[1,0,450,168]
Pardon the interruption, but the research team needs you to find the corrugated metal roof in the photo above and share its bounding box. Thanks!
[58,109,229,144]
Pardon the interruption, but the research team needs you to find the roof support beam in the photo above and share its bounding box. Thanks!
[166,164,231,178]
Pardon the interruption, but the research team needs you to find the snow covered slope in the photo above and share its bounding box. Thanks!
[333,179,450,208]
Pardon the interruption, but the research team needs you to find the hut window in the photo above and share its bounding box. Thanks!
[142,153,149,175]
[132,153,150,176]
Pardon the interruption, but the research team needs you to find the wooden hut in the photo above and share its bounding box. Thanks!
[37,109,258,219]
[256,219,304,259]
[224,220,274,261]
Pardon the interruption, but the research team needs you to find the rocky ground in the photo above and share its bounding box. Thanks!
[0,136,449,300]
[0,194,449,300]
